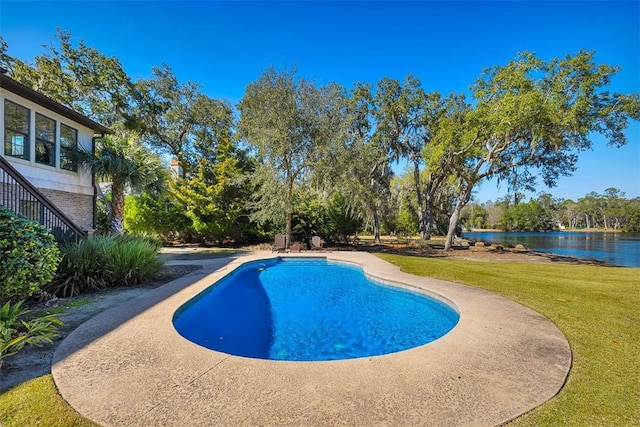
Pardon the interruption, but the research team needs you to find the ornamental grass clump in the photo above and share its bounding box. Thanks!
[46,234,163,297]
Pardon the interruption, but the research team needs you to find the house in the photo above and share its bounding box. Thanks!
[0,70,112,238]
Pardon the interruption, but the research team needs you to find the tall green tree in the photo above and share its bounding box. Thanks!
[327,83,393,243]
[172,135,253,244]
[374,76,444,239]
[85,129,168,234]
[434,51,640,249]
[238,67,343,245]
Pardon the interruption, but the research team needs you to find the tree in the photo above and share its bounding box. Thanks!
[327,83,393,243]
[484,200,506,229]
[2,30,136,128]
[136,65,235,176]
[85,129,168,234]
[460,202,488,230]
[601,188,625,230]
[374,76,444,239]
[387,175,420,237]
[172,135,254,245]
[124,192,190,241]
[434,51,640,249]
[500,198,554,231]
[238,67,343,245]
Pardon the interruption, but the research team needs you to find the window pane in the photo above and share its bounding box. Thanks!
[35,113,56,166]
[4,100,30,160]
[4,130,27,158]
[36,113,55,143]
[60,124,77,148]
[60,124,78,171]
[36,140,55,166]
[4,100,29,133]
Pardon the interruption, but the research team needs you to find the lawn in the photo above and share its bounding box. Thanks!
[1,254,638,426]
[377,253,640,426]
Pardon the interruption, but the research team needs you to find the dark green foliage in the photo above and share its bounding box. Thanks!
[172,135,255,245]
[290,189,329,244]
[0,300,63,369]
[238,67,345,245]
[45,235,163,297]
[87,130,169,234]
[500,199,556,231]
[322,193,363,244]
[0,207,61,302]
[289,190,363,245]
[124,192,191,242]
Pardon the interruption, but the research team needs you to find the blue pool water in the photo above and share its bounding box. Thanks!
[173,258,459,361]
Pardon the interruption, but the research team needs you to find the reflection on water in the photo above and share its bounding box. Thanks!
[461,231,640,268]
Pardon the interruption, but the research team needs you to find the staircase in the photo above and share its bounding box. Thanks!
[0,156,87,242]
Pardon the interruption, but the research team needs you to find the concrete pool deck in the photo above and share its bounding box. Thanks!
[52,251,571,426]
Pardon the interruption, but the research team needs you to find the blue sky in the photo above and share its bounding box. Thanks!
[1,1,639,202]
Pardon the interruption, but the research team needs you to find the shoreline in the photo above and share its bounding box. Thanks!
[466,228,629,233]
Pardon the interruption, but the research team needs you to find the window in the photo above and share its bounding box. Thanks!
[4,100,30,160]
[60,123,78,171]
[35,113,56,166]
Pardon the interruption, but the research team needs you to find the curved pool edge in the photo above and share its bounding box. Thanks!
[52,251,572,427]
[172,256,460,361]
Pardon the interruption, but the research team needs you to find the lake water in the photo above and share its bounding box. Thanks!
[461,231,640,268]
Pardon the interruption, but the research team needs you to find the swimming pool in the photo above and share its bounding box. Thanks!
[173,257,459,361]
[54,252,572,426]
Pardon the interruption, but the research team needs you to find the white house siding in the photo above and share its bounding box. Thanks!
[1,88,95,230]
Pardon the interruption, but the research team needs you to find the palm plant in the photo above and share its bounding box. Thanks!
[84,128,168,234]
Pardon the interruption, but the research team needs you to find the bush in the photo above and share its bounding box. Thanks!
[0,300,62,369]
[45,234,164,297]
[124,192,191,242]
[0,207,61,302]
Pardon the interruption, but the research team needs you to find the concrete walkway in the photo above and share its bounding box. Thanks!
[52,251,571,426]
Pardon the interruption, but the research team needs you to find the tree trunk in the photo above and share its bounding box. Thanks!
[423,179,435,240]
[445,185,473,250]
[110,184,126,234]
[285,211,292,248]
[373,211,381,244]
[412,162,428,240]
[285,177,293,247]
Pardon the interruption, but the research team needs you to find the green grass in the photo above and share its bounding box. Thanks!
[377,253,640,426]
[0,375,98,427]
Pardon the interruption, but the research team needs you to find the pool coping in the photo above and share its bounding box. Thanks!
[52,251,572,426]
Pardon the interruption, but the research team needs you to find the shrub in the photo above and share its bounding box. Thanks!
[0,207,61,302]
[45,234,163,297]
[124,192,191,242]
[0,300,63,369]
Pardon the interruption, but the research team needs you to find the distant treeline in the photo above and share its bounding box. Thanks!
[461,189,640,232]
